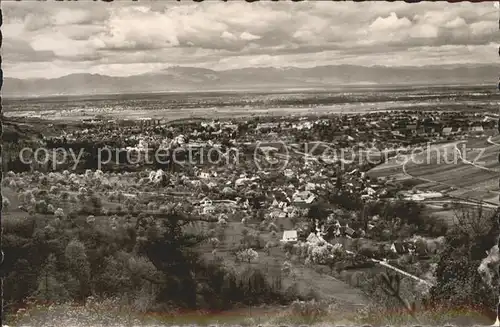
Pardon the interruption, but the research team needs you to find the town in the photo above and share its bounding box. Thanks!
[3,107,499,326]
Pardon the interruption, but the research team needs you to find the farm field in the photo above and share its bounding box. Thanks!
[369,134,500,205]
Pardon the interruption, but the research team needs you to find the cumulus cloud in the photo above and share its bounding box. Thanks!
[369,12,412,31]
[444,17,467,29]
[2,1,498,79]
[240,32,261,41]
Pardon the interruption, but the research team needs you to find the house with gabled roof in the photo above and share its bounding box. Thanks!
[470,125,484,134]
[441,127,453,136]
[306,232,322,244]
[282,230,298,243]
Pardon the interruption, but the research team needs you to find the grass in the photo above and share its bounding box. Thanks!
[197,220,370,308]
[7,300,495,327]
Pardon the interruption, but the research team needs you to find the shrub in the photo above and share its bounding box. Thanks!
[2,197,11,211]
[35,200,49,214]
[268,222,278,232]
[67,210,78,220]
[217,217,227,227]
[9,180,18,189]
[289,299,329,324]
[209,237,220,250]
[281,261,292,276]
[54,208,65,219]
[47,204,55,214]
[282,241,294,254]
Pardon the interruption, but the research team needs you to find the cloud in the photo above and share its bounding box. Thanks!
[2,39,56,63]
[221,31,238,41]
[369,12,412,31]
[2,1,498,79]
[240,32,261,41]
[444,17,467,29]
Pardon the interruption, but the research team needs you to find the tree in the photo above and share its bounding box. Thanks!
[64,239,91,300]
[268,222,278,232]
[335,168,343,191]
[310,243,331,264]
[379,271,417,320]
[2,197,10,211]
[282,261,292,276]
[135,208,206,308]
[34,254,70,303]
[307,201,330,225]
[237,248,259,263]
[210,237,220,250]
[452,202,493,239]
[431,207,499,314]
[90,195,103,210]
[35,200,49,214]
[54,208,65,219]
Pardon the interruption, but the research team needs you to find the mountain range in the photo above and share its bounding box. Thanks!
[4,64,500,98]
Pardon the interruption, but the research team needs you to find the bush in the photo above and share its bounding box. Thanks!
[289,299,329,324]
[54,208,65,219]
[35,200,49,214]
[67,210,78,220]
[282,241,294,254]
[2,197,11,211]
[268,222,278,232]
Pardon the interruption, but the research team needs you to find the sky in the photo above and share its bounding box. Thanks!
[3,1,499,79]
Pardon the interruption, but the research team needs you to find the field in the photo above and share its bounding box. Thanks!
[369,133,500,224]
[370,134,500,202]
[4,87,499,122]
[185,219,369,311]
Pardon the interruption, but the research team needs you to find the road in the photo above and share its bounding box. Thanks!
[422,199,498,210]
[487,135,500,146]
[453,141,499,174]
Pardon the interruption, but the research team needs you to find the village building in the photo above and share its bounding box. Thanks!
[306,232,323,244]
[281,230,298,243]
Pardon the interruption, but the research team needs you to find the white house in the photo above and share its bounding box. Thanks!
[202,205,215,215]
[282,230,298,243]
[442,127,453,136]
[471,126,484,134]
[199,198,213,207]
[292,190,317,207]
[198,172,210,179]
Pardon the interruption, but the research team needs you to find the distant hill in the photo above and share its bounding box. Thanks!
[4,64,500,98]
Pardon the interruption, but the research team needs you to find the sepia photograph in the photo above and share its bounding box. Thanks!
[1,1,500,326]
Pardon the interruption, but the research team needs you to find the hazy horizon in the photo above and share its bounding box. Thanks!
[6,62,500,81]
